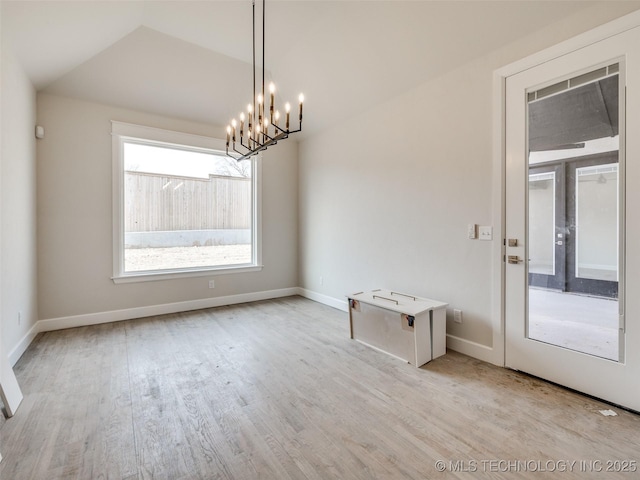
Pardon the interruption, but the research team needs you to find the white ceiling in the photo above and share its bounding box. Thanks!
[1,1,622,136]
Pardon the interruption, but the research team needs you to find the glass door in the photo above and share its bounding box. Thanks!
[567,157,619,298]
[524,63,623,363]
[504,23,640,411]
[528,164,565,291]
[528,150,620,361]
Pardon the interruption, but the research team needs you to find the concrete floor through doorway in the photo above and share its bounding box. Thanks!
[528,287,619,361]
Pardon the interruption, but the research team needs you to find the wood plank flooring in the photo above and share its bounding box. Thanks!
[1,296,639,479]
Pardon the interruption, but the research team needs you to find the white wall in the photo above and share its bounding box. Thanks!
[1,43,38,357]
[298,3,640,358]
[36,93,298,322]
[0,0,3,377]
[0,2,3,422]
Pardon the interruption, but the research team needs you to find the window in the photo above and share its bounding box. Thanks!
[112,122,261,283]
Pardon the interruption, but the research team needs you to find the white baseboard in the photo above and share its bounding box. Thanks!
[445,334,501,365]
[8,323,40,367]
[12,287,501,369]
[7,287,298,366]
[296,288,348,312]
[37,287,299,334]
[296,288,501,365]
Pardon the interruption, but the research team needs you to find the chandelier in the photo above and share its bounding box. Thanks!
[226,0,303,162]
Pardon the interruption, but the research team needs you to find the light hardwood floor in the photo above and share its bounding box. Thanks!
[1,296,639,479]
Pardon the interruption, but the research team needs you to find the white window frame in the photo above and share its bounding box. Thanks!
[111,121,262,283]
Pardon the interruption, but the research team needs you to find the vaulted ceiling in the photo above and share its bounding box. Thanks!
[3,1,634,136]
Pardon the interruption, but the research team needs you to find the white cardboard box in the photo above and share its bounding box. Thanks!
[347,289,448,367]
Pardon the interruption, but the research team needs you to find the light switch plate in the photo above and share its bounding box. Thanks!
[467,223,477,239]
[479,226,493,240]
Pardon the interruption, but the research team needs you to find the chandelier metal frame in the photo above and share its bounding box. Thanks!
[226,0,303,162]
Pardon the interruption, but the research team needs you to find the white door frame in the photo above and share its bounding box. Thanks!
[491,9,640,368]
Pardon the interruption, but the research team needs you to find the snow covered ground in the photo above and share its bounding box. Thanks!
[125,245,252,271]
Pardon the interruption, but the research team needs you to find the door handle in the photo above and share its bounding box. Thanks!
[507,255,523,264]
[556,240,563,246]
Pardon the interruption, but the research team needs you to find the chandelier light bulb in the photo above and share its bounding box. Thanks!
[275,110,280,121]
[248,104,253,113]
[264,117,269,127]
[269,82,276,118]
[238,113,245,139]
[257,94,263,105]
[231,119,237,128]
[285,103,291,130]
[298,94,304,122]
[226,126,231,134]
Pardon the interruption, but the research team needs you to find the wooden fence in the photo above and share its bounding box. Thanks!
[125,172,251,232]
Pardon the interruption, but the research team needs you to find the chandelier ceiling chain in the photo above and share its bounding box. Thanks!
[226,0,303,162]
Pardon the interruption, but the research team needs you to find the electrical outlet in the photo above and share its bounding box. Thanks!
[467,223,477,239]
[208,280,215,289]
[453,309,463,324]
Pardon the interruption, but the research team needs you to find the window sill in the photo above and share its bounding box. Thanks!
[112,264,264,284]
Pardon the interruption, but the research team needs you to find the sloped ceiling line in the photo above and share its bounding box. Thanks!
[3,0,621,136]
